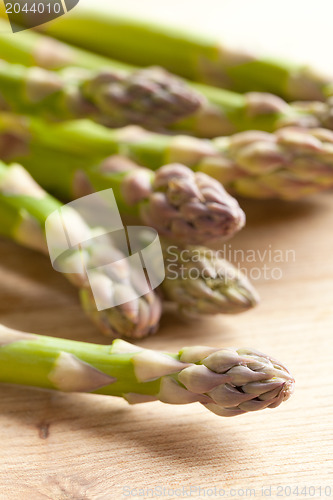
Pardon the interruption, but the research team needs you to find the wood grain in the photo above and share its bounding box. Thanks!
[0,193,332,500]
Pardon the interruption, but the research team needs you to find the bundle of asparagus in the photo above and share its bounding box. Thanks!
[0,161,258,338]
[0,9,313,413]
[1,22,333,138]
[2,113,333,200]
[12,9,332,101]
[0,324,294,417]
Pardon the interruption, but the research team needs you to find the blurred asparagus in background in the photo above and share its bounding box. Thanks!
[10,9,332,101]
[0,59,203,128]
[0,324,294,417]
[177,87,333,138]
[1,113,333,200]
[1,21,333,138]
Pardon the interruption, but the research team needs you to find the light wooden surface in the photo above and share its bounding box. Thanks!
[0,193,332,500]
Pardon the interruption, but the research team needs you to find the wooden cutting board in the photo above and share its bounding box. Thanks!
[0,193,332,499]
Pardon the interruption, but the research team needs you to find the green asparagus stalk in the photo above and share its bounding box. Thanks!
[0,59,202,128]
[17,9,333,102]
[0,323,294,417]
[1,20,333,138]
[2,113,333,200]
[0,160,163,339]
[0,17,123,70]
[0,131,246,244]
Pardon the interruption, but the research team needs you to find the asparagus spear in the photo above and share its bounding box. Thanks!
[0,132,246,244]
[0,324,294,417]
[2,113,333,200]
[1,21,333,138]
[0,160,163,339]
[0,59,202,128]
[177,88,333,138]
[16,9,333,101]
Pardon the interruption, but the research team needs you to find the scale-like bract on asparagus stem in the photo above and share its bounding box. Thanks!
[18,9,333,101]
[0,324,295,417]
